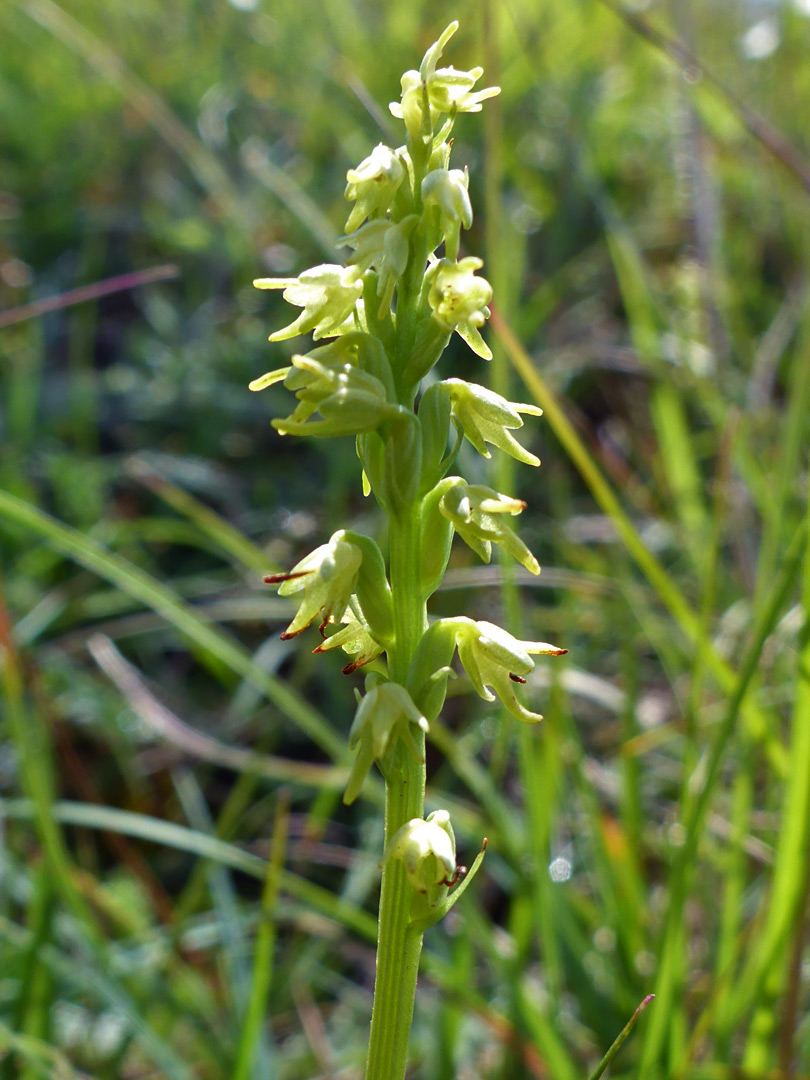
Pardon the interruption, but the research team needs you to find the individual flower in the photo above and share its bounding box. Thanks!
[386,810,457,907]
[338,216,417,318]
[250,338,404,437]
[279,356,401,437]
[343,680,429,805]
[264,530,362,638]
[421,168,472,260]
[442,379,543,466]
[453,618,567,723]
[344,143,406,232]
[254,264,363,341]
[427,257,493,360]
[390,22,500,138]
[439,480,540,574]
[313,606,384,675]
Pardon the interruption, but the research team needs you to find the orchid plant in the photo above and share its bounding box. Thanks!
[252,23,566,1078]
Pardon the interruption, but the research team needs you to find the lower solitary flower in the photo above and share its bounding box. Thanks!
[386,810,457,907]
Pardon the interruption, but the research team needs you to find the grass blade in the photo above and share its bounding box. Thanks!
[587,995,655,1080]
[0,489,347,763]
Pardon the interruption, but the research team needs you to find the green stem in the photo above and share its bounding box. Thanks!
[365,503,428,1080]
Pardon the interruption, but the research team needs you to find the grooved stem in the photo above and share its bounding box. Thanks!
[364,504,427,1080]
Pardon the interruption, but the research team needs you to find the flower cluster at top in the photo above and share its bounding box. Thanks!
[252,23,566,840]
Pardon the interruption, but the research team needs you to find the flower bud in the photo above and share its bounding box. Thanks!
[254,264,363,342]
[442,378,542,466]
[381,414,422,511]
[421,168,472,261]
[405,618,458,723]
[439,480,540,574]
[417,381,454,494]
[427,258,493,360]
[386,810,457,907]
[264,530,362,638]
[453,618,567,723]
[343,679,429,804]
[344,144,406,232]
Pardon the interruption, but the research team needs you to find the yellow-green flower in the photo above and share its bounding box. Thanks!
[421,168,472,260]
[254,264,363,342]
[250,338,404,437]
[265,530,362,638]
[427,257,493,360]
[439,480,540,574]
[390,22,500,139]
[344,143,406,232]
[454,618,567,723]
[313,606,384,675]
[443,378,542,466]
[338,216,417,318]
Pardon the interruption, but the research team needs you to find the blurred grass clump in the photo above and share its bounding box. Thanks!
[1,0,810,1077]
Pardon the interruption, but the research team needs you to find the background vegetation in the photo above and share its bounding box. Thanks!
[1,0,810,1076]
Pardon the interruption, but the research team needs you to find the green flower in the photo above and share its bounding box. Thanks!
[254,264,363,342]
[344,143,406,232]
[343,679,429,805]
[313,606,384,675]
[386,810,457,907]
[443,379,542,466]
[338,216,417,318]
[453,618,567,723]
[264,530,362,638]
[250,338,405,437]
[439,480,540,574]
[427,257,493,360]
[390,22,500,139]
[421,168,472,261]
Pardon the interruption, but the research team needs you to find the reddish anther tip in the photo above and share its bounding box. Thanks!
[509,672,527,684]
[263,570,310,584]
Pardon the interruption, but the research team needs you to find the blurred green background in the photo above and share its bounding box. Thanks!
[2,0,810,1077]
